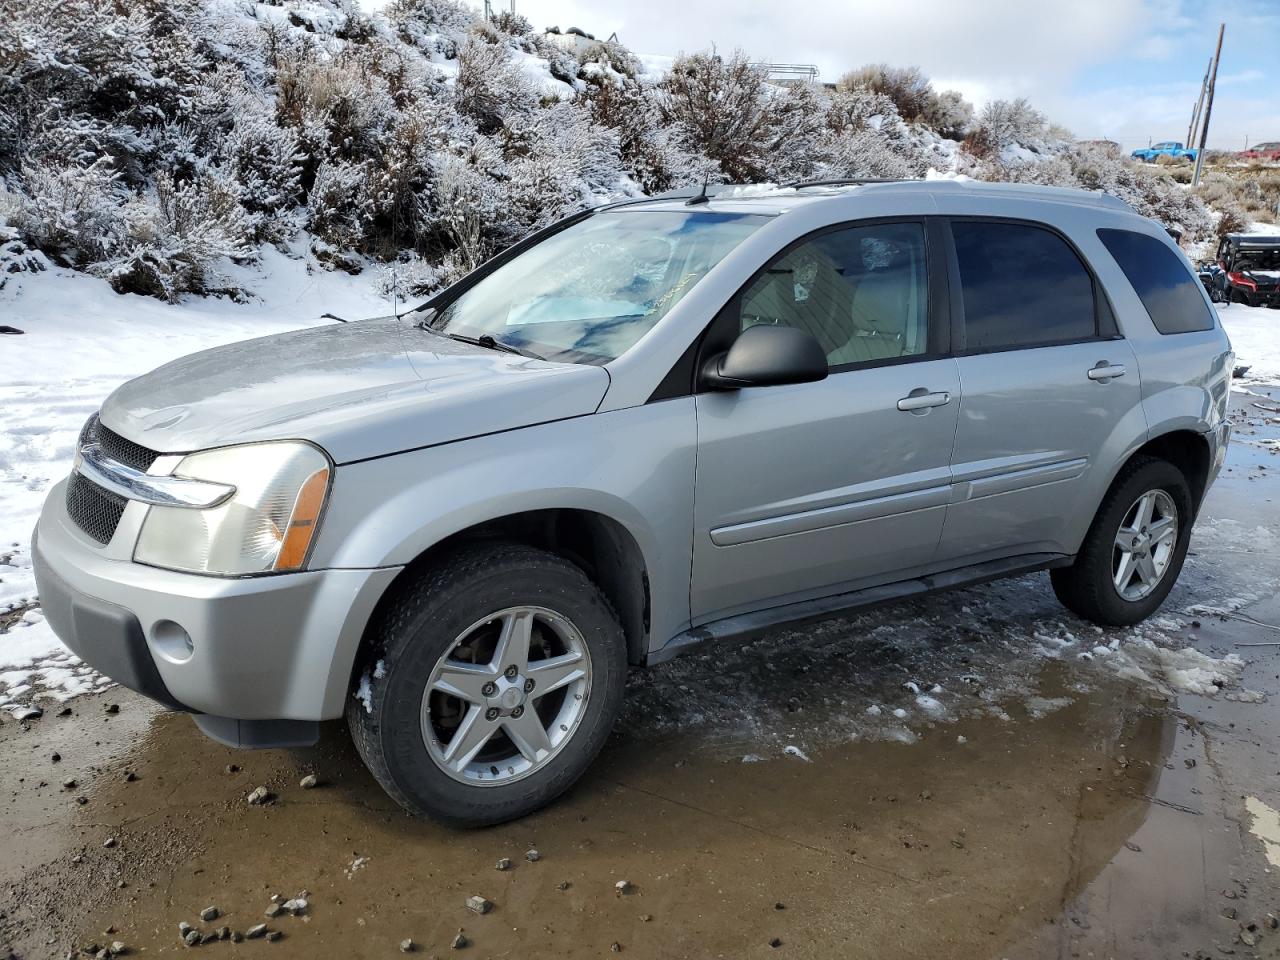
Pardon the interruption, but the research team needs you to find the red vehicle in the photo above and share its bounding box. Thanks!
[1240,141,1280,162]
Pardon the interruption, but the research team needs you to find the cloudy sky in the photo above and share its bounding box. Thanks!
[368,0,1279,151]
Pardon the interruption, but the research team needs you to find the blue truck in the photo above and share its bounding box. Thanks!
[1131,141,1198,162]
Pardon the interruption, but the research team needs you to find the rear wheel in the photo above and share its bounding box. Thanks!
[348,543,627,826]
[1051,457,1194,626]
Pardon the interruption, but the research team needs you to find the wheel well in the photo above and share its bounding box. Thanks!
[1131,430,1212,510]
[361,510,651,671]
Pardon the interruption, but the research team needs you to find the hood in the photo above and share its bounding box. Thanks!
[99,317,611,463]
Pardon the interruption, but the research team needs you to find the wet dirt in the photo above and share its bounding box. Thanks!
[2,387,1280,959]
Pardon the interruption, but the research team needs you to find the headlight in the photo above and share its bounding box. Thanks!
[134,441,331,576]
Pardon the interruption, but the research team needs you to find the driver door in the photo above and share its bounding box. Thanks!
[690,219,961,623]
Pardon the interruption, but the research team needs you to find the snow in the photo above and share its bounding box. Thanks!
[0,253,388,707]
[1219,302,1280,385]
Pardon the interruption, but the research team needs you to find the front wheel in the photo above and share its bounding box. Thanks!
[1051,457,1194,626]
[348,543,627,826]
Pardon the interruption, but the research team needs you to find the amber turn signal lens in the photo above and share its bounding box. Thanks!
[274,467,330,571]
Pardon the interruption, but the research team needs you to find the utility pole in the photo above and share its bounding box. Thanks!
[1192,22,1224,188]
[1186,58,1210,148]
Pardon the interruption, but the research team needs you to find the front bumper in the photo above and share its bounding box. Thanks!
[33,479,401,723]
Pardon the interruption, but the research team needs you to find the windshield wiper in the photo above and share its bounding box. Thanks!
[442,331,544,361]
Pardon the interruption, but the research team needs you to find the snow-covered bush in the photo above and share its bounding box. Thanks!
[657,51,825,183]
[108,169,255,300]
[973,98,1048,152]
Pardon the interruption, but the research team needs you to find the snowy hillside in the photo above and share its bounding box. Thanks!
[1,0,1214,310]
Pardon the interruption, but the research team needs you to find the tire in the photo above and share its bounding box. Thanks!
[347,542,627,826]
[1051,457,1194,627]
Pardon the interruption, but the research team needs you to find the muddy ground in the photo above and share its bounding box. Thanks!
[4,387,1280,960]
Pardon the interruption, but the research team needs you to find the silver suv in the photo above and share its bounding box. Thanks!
[33,180,1233,825]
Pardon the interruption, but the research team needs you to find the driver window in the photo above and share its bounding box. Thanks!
[738,222,929,368]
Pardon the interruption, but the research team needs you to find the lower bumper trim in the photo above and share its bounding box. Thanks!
[33,529,188,712]
[193,715,320,749]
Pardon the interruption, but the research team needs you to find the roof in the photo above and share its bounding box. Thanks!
[611,178,1135,216]
[1224,233,1280,246]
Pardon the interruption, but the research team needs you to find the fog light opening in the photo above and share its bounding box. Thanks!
[152,619,194,662]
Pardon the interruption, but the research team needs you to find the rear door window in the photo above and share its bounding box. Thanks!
[1097,228,1215,334]
[951,221,1097,352]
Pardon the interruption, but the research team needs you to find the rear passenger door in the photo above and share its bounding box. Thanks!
[936,219,1144,565]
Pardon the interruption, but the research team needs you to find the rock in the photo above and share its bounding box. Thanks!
[465,895,492,915]
[919,790,932,800]
[639,914,652,923]
[108,943,127,957]
[451,932,468,949]
[105,703,119,714]
[178,922,193,937]
[103,837,116,848]
[246,924,268,939]
[264,903,283,918]
[225,764,240,774]
[399,939,416,953]
[76,796,88,806]
[58,706,72,717]
[299,774,318,789]
[282,898,307,916]
[614,880,631,896]
[123,771,136,782]
[62,778,77,789]
[11,705,42,721]
[1222,907,1238,920]
[230,932,244,944]
[51,753,61,763]
[774,902,785,911]
[270,893,282,903]
[495,858,512,871]
[556,881,571,891]
[525,849,540,862]
[247,786,273,806]
[1240,931,1258,947]
[1124,841,1142,853]
[610,944,622,953]
[216,927,230,940]
[200,906,219,922]
[200,933,219,945]
[1267,914,1279,930]
[183,930,200,947]
[265,931,283,942]
[769,937,782,948]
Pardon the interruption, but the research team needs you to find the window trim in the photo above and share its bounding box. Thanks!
[944,216,1120,357]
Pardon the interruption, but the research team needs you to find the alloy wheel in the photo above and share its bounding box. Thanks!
[1112,489,1179,602]
[420,606,592,786]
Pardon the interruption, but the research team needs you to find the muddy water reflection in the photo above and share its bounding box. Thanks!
[2,665,1169,959]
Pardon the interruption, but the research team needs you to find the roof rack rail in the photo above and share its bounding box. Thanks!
[783,178,911,189]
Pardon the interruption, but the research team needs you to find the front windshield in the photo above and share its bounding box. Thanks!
[420,210,768,364]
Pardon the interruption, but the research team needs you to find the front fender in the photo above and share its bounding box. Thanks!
[310,400,698,652]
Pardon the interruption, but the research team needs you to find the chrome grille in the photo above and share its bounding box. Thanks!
[65,470,127,545]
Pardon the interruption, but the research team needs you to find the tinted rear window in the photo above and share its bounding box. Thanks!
[1097,228,1215,334]
[952,221,1097,352]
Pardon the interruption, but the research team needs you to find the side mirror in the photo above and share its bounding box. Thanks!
[700,323,828,390]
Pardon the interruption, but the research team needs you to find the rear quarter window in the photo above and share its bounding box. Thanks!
[1096,228,1215,334]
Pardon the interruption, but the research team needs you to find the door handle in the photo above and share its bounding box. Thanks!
[1087,362,1127,381]
[897,390,951,412]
